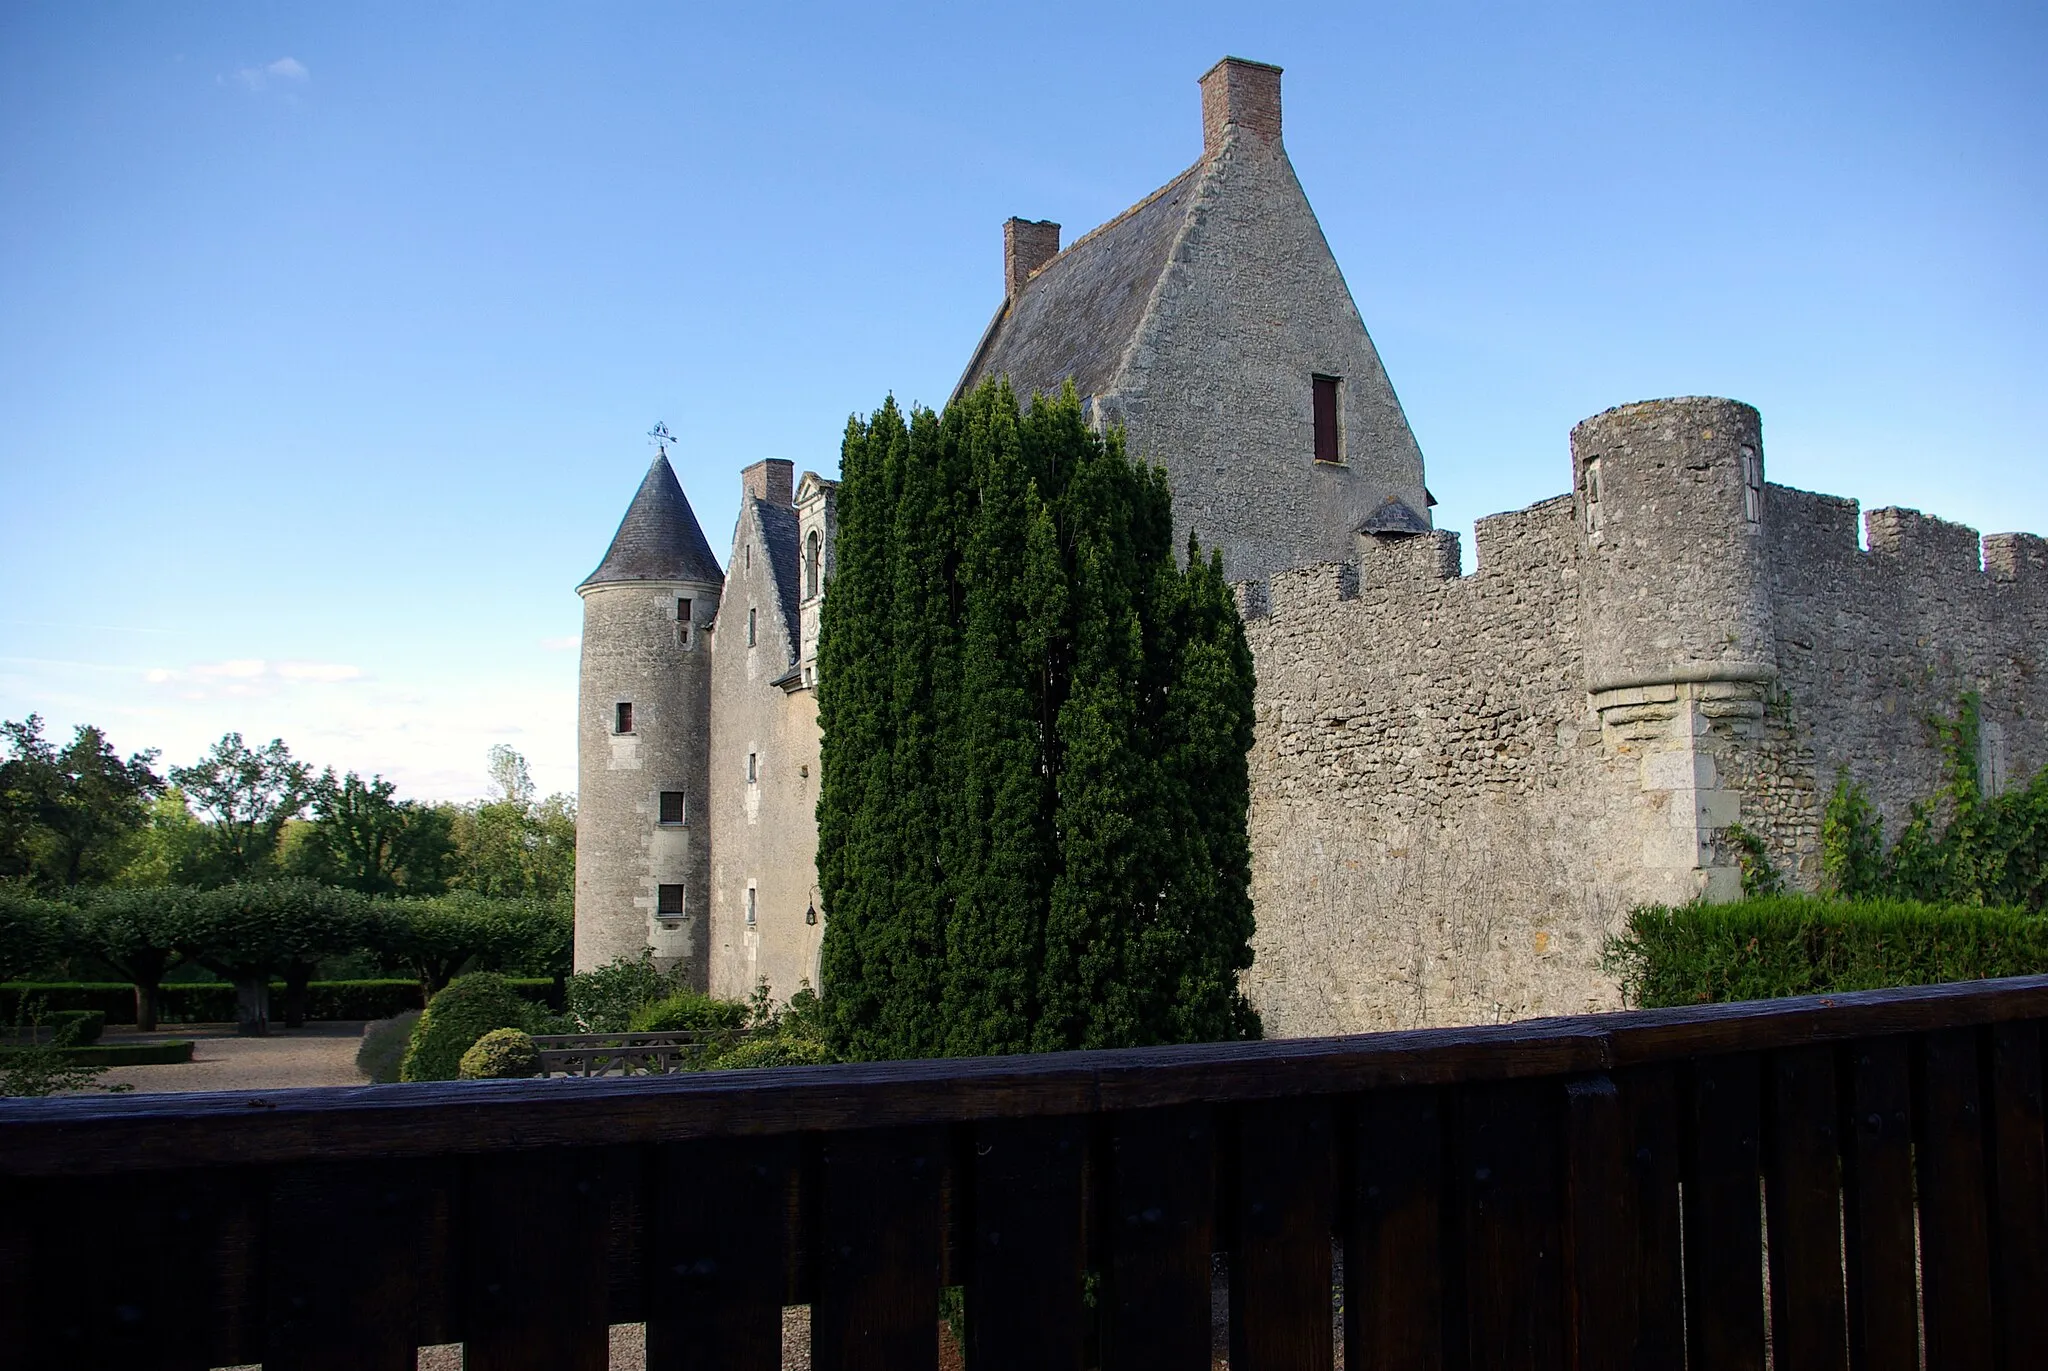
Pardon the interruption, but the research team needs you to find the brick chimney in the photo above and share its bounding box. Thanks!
[741,458,794,507]
[1200,57,1283,154]
[1004,217,1060,300]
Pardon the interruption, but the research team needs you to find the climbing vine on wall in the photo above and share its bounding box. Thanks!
[1821,692,2048,912]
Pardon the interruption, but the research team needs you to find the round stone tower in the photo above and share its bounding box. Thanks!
[1572,396,1774,692]
[574,444,724,978]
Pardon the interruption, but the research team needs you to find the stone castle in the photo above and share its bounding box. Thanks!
[573,58,2048,1035]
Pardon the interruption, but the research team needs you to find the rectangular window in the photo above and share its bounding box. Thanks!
[745,885,757,926]
[747,752,758,784]
[659,791,686,825]
[614,701,634,734]
[1312,374,1341,464]
[677,597,693,647]
[747,607,757,647]
[657,884,685,917]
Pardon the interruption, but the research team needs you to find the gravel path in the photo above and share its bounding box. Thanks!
[96,1021,369,1094]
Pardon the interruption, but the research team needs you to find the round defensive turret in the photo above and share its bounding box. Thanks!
[1572,397,1774,692]
[574,450,724,978]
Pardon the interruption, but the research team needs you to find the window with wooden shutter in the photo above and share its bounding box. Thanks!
[1313,375,1341,464]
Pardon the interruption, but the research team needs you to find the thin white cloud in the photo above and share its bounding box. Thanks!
[232,57,309,91]
[276,660,363,682]
[539,635,579,651]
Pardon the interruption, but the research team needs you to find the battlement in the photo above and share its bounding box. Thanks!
[1986,532,2048,584]
[1864,505,1982,571]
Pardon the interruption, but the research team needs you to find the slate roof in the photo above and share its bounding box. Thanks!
[751,498,804,665]
[580,454,725,590]
[954,164,1204,405]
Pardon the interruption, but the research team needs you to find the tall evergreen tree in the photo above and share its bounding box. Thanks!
[817,382,1259,1059]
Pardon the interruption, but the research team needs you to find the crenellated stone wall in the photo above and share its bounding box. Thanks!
[1239,397,2048,1038]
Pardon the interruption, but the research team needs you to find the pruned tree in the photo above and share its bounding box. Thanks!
[169,734,313,882]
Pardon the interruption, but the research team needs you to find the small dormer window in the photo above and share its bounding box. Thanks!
[614,702,634,734]
[1312,375,1342,464]
[805,531,821,599]
[747,607,757,647]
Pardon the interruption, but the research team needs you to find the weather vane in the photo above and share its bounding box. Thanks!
[648,420,675,456]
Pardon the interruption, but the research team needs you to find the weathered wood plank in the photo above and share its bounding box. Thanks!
[15,978,2048,1176]
[1841,1035,1918,1371]
[1564,1075,1630,1371]
[20,1168,263,1371]
[644,1135,796,1371]
[964,1114,1089,1371]
[1988,1019,2048,1370]
[265,1160,455,1371]
[1615,1064,1684,1370]
[1229,1095,1336,1371]
[1682,1053,1765,1371]
[810,1125,945,1371]
[1344,1088,1443,1371]
[1763,1044,1848,1371]
[1915,1028,1994,1371]
[1101,1103,1216,1370]
[461,1147,614,1371]
[1456,1078,1565,1371]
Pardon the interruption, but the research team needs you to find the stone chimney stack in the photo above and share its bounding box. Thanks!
[1201,57,1283,154]
[1004,217,1061,300]
[740,458,794,507]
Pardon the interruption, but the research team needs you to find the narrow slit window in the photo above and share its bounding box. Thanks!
[1312,374,1341,464]
[1740,446,1762,527]
[745,885,757,926]
[747,607,757,647]
[1583,457,1604,536]
[747,751,758,784]
[805,531,821,599]
[659,791,686,825]
[656,884,685,917]
[614,701,634,734]
[677,597,693,647]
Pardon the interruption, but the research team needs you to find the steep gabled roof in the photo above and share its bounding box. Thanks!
[954,164,1204,405]
[580,453,724,590]
[751,498,803,665]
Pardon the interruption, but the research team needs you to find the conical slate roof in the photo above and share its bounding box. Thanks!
[579,453,725,590]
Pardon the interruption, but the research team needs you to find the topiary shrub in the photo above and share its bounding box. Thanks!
[399,973,536,1082]
[357,1010,422,1083]
[705,1033,831,1070]
[628,990,749,1034]
[458,1027,540,1080]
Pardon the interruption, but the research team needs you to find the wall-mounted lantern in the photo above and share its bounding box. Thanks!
[805,901,818,926]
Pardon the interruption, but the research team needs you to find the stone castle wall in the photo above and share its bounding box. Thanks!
[1239,399,2047,1038]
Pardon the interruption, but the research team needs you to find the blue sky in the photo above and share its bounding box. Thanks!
[2,2,2042,801]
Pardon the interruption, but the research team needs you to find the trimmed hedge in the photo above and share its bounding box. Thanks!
[401,974,540,1082]
[1604,895,2048,1008]
[0,979,552,1024]
[0,1039,193,1067]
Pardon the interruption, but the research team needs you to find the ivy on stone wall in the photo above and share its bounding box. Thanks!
[1822,692,2048,912]
[815,381,1260,1060]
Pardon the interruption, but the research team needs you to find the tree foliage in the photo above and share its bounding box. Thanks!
[817,382,1259,1060]
[289,769,456,895]
[169,733,314,882]
[0,716,163,890]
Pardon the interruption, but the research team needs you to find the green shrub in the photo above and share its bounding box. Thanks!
[458,1027,540,1080]
[705,1034,831,1069]
[628,990,749,1034]
[357,1010,422,1083]
[563,952,684,1032]
[1603,895,2048,1008]
[400,973,538,1082]
[0,978,545,1024]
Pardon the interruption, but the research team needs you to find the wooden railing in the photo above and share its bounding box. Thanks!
[3,976,2046,1369]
